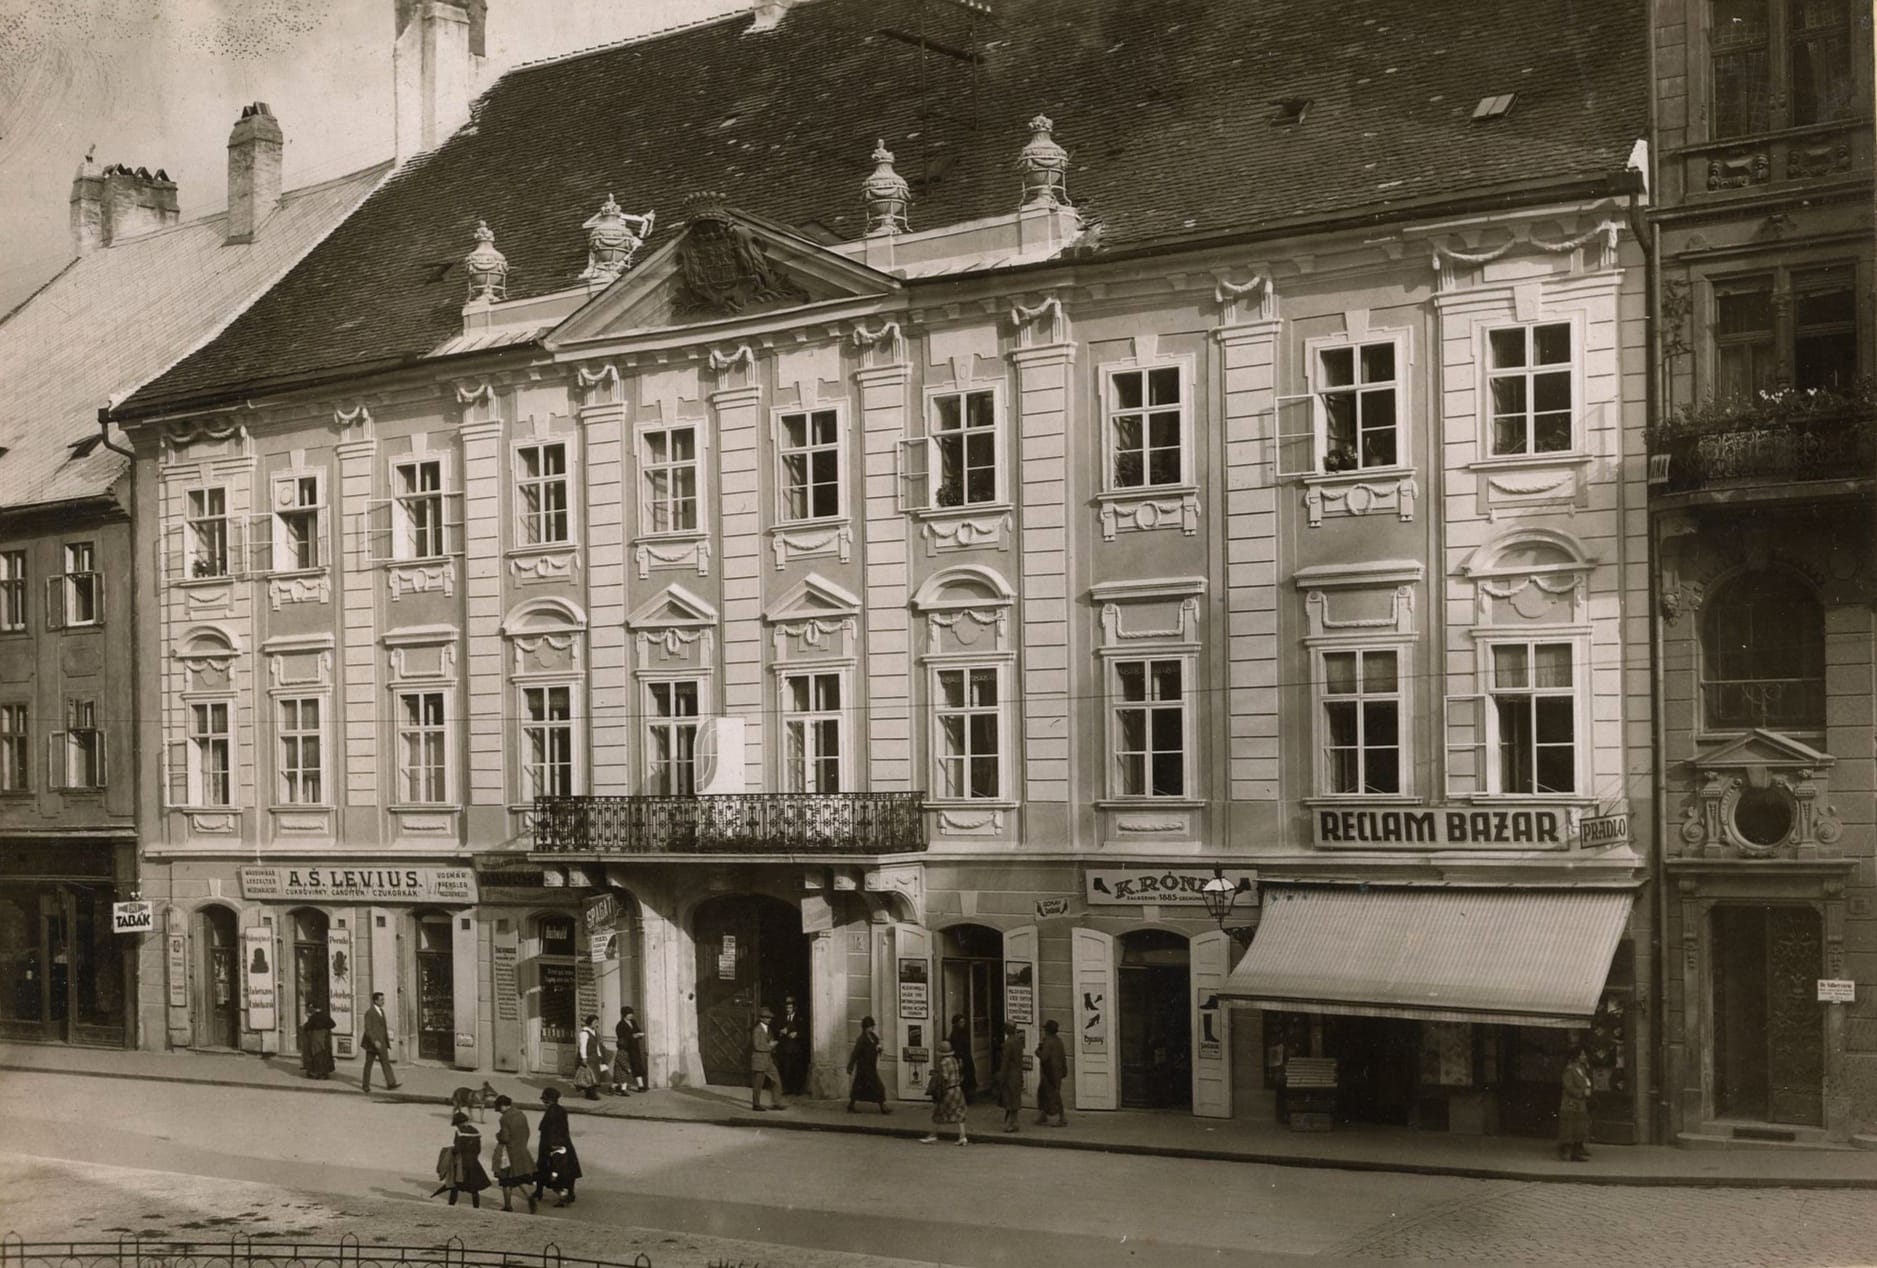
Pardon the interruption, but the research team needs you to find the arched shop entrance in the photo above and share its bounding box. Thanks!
[693,894,809,1086]
[414,910,456,1063]
[939,923,1003,1100]
[198,905,241,1049]
[1118,929,1191,1110]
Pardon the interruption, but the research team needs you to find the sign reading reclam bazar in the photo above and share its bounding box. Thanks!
[1313,805,1611,849]
[239,865,479,904]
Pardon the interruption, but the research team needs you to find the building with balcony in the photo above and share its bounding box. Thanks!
[113,0,1655,1139]
[1645,1,1877,1144]
[0,108,385,1048]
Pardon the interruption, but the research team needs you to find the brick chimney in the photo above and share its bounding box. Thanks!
[226,102,283,245]
[70,151,105,257]
[394,0,487,163]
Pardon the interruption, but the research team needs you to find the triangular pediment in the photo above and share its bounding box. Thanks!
[628,582,718,630]
[1692,728,1833,772]
[548,206,900,347]
[764,572,861,624]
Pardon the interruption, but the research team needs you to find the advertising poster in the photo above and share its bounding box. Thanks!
[492,942,520,1023]
[1004,961,1035,1025]
[242,925,276,1031]
[540,961,576,1043]
[1080,988,1106,1052]
[327,926,354,1037]
[898,957,929,1020]
[166,934,187,1008]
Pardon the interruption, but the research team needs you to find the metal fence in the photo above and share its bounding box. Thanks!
[0,1236,653,1268]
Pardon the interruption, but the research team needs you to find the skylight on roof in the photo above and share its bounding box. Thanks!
[1472,93,1517,121]
[1269,98,1311,126]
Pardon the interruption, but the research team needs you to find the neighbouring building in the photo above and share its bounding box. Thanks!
[1646,0,1876,1143]
[0,108,385,1048]
[112,0,1658,1143]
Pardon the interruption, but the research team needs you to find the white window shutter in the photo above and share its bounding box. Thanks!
[1273,393,1319,479]
[96,728,108,789]
[248,512,275,575]
[43,576,64,631]
[362,500,393,565]
[161,524,183,584]
[1444,692,1488,799]
[444,490,467,555]
[895,436,931,513]
[47,731,67,790]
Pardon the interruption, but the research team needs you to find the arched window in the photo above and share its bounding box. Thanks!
[1701,570,1825,730]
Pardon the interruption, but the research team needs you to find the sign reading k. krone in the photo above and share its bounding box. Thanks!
[1085,868,1257,906]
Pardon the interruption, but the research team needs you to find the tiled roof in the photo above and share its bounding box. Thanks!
[0,162,390,509]
[124,0,1645,415]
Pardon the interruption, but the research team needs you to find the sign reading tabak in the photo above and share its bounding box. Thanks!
[240,865,479,904]
[1314,806,1580,848]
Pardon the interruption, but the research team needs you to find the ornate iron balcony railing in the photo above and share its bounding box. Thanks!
[532,792,927,855]
[1652,408,1876,495]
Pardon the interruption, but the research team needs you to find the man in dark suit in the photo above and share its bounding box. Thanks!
[361,991,399,1093]
[749,1006,785,1111]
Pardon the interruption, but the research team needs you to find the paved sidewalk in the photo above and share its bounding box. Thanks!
[6,1039,1876,1189]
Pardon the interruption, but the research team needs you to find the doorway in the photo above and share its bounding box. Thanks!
[1713,904,1824,1126]
[692,894,808,1086]
[415,912,455,1063]
[939,923,1003,1100]
[1117,929,1191,1110]
[199,906,241,1049]
[288,907,330,1050]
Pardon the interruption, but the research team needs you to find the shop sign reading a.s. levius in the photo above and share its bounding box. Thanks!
[239,865,479,904]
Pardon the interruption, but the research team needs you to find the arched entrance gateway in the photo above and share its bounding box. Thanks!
[692,894,810,1086]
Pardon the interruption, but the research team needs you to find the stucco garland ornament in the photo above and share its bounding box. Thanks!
[578,193,655,284]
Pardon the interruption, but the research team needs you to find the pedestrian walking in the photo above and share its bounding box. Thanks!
[300,1005,336,1080]
[1034,1018,1068,1127]
[946,1013,977,1100]
[531,1087,583,1207]
[993,1021,1025,1133]
[430,1110,492,1207]
[613,1005,645,1094]
[1557,1046,1593,1162]
[749,1006,785,1110]
[845,1015,890,1114]
[921,1039,968,1146]
[574,1014,605,1100]
[775,997,807,1096]
[360,991,399,1093]
[492,1094,537,1212]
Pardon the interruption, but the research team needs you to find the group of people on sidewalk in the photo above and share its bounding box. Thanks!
[574,1007,650,1100]
[431,1087,585,1211]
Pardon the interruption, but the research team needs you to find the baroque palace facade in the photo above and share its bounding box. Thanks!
[113,0,1664,1141]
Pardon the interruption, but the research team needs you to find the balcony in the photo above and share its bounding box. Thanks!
[532,791,927,855]
[1649,385,1877,499]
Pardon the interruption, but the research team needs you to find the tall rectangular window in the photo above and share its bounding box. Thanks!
[394,460,445,559]
[278,697,323,804]
[63,542,99,626]
[1711,0,1771,138]
[1714,277,1776,398]
[1792,264,1857,391]
[1321,650,1401,795]
[1788,0,1854,127]
[521,685,575,799]
[1112,658,1186,798]
[781,671,842,794]
[0,550,25,631]
[63,699,104,789]
[646,679,700,796]
[935,666,1001,800]
[1491,642,1577,795]
[518,442,571,545]
[1488,323,1574,456]
[186,488,230,578]
[0,704,27,792]
[643,425,698,533]
[931,390,1000,507]
[1319,342,1399,471]
[189,701,233,806]
[397,690,448,804]
[1108,366,1185,489]
[778,410,841,521]
[276,475,324,571]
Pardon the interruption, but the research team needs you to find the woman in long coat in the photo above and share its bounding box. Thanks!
[1034,1018,1068,1127]
[492,1094,537,1212]
[920,1039,969,1146]
[532,1087,584,1207]
[993,1022,1025,1133]
[432,1110,492,1207]
[946,1014,977,1100]
[299,1007,336,1079]
[845,1015,890,1114]
[1557,1047,1593,1161]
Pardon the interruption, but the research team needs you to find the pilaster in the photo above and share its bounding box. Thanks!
[857,362,913,789]
[459,402,505,807]
[581,395,630,791]
[336,426,379,812]
[1012,341,1074,806]
[713,381,766,784]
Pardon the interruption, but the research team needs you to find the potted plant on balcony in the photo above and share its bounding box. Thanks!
[1646,378,1876,487]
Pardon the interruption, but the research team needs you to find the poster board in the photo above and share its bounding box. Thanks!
[1003,924,1040,1107]
[242,925,276,1032]
[893,924,932,1101]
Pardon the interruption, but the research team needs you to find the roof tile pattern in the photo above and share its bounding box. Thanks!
[128,0,1644,413]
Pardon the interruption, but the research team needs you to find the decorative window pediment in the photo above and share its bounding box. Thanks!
[501,599,587,678]
[628,583,718,662]
[1678,727,1841,860]
[912,565,1015,657]
[1460,529,1593,625]
[173,624,240,690]
[1091,576,1205,651]
[766,572,861,659]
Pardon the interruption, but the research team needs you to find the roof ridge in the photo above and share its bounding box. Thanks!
[502,4,748,75]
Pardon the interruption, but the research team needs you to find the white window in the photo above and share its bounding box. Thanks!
[394,459,447,559]
[1489,641,1577,795]
[1106,365,1186,489]
[1110,658,1188,798]
[645,679,701,796]
[278,697,324,805]
[397,690,449,804]
[0,704,27,792]
[931,389,1001,507]
[1319,649,1402,795]
[1318,342,1401,472]
[517,442,572,545]
[186,488,231,578]
[778,409,841,522]
[521,684,576,800]
[275,475,325,572]
[55,542,101,627]
[1487,323,1574,456]
[188,701,233,807]
[52,699,105,790]
[933,665,1004,800]
[642,425,698,534]
[0,550,25,631]
[781,671,844,793]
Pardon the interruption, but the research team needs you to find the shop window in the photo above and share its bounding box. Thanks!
[645,678,701,796]
[780,670,844,793]
[0,550,26,631]
[1700,570,1825,731]
[537,914,576,1044]
[1109,657,1190,799]
[1487,323,1574,456]
[0,704,27,792]
[777,408,843,522]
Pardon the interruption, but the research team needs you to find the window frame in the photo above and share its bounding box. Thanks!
[1304,331,1411,475]
[641,673,707,797]
[1697,569,1826,734]
[1477,636,1587,799]
[0,549,25,632]
[185,486,233,580]
[1707,0,1857,141]
[777,666,850,794]
[0,702,28,793]
[1703,260,1863,397]
[1483,320,1579,459]
[1310,642,1412,800]
[637,420,706,538]
[518,681,581,802]
[392,457,449,561]
[271,471,328,574]
[1105,654,1195,802]
[275,694,328,807]
[185,698,236,808]
[394,688,452,806]
[928,661,1011,804]
[1099,357,1195,494]
[921,385,1007,511]
[773,406,847,525]
[56,541,102,628]
[51,697,107,791]
[514,438,576,548]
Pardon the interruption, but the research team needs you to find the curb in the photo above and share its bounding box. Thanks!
[7,1060,1875,1191]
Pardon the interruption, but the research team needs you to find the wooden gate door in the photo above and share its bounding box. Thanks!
[694,898,758,1085]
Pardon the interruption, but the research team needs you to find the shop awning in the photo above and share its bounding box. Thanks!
[1219,886,1633,1028]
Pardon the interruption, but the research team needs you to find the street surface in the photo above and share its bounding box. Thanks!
[0,1071,1873,1267]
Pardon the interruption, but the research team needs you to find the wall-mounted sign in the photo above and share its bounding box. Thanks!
[898,957,930,1020]
[1035,897,1072,919]
[243,925,276,1031]
[1313,806,1577,849]
[1818,979,1856,1003]
[492,942,520,1024]
[584,891,620,932]
[112,901,154,934]
[1004,961,1035,1026]
[589,932,617,963]
[1080,988,1106,1052]
[239,866,478,904]
[1085,869,1257,906]
[1580,813,1631,849]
